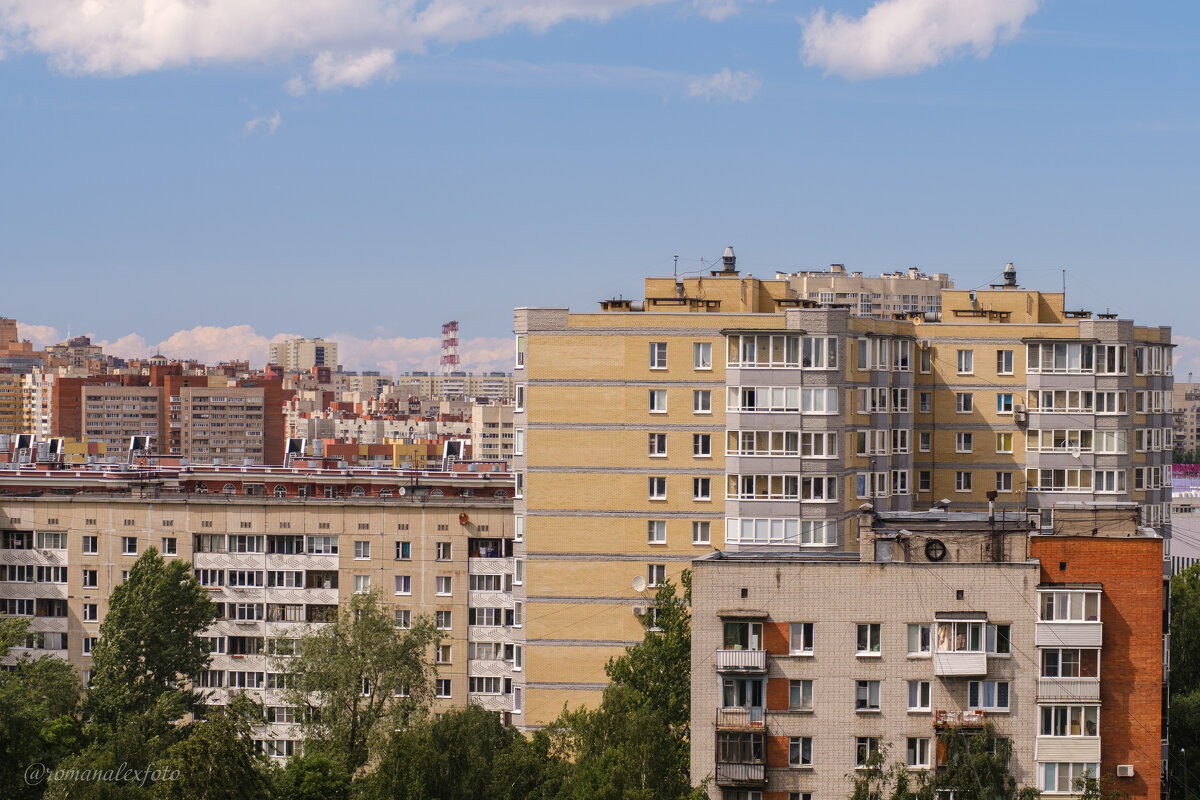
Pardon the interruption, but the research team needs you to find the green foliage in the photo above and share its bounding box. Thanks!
[1171,563,1200,800]
[363,704,565,800]
[281,590,440,774]
[151,696,275,800]
[275,753,351,800]
[84,547,218,730]
[0,620,84,800]
[1074,773,1128,800]
[548,575,705,800]
[1169,689,1200,800]
[848,742,891,800]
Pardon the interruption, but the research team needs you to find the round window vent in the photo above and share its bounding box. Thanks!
[925,539,947,562]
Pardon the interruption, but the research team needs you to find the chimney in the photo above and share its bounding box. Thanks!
[722,246,737,273]
[1004,262,1017,287]
[830,263,845,275]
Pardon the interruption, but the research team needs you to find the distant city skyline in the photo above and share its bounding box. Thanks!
[3,0,1197,372]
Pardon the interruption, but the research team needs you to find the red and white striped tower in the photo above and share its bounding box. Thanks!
[440,320,460,375]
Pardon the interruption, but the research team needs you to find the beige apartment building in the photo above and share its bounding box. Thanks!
[782,263,953,318]
[0,463,522,756]
[471,402,515,463]
[269,338,339,373]
[515,254,1172,728]
[1172,381,1199,454]
[396,372,514,402]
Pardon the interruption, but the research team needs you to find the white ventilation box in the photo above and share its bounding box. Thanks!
[1116,765,1134,778]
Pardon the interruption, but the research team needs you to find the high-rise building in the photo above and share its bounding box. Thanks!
[691,505,1164,799]
[269,338,339,373]
[1172,381,1200,454]
[0,372,21,435]
[514,251,1172,727]
[781,263,953,318]
[0,461,522,753]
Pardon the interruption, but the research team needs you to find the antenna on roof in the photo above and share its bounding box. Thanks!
[674,254,679,279]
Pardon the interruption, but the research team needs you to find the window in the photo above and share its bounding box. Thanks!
[996,393,1013,413]
[1041,705,1099,737]
[395,541,411,560]
[161,537,177,555]
[956,393,973,413]
[908,680,931,711]
[856,737,880,768]
[788,736,813,767]
[306,536,338,555]
[1095,469,1126,493]
[986,624,1012,654]
[648,520,666,544]
[956,433,973,453]
[802,336,838,369]
[436,542,452,560]
[693,390,711,414]
[801,432,837,457]
[907,624,931,655]
[694,342,712,370]
[82,535,98,554]
[919,348,932,373]
[649,389,667,413]
[83,603,98,622]
[435,611,452,630]
[82,637,97,655]
[919,471,931,493]
[435,576,452,596]
[469,607,504,627]
[996,433,1013,453]
[996,472,1013,493]
[693,434,711,457]
[969,680,1011,712]
[693,478,711,500]
[649,342,667,369]
[515,335,526,368]
[955,471,972,492]
[1039,590,1101,622]
[856,623,881,655]
[647,564,666,587]
[354,541,370,560]
[692,521,711,545]
[728,333,802,368]
[855,680,881,711]
[353,575,370,594]
[121,537,138,555]
[801,388,839,414]
[394,576,411,595]
[937,621,983,652]
[82,569,98,588]
[394,609,411,628]
[919,392,931,413]
[907,737,931,769]
[515,384,525,411]
[435,679,452,698]
[1039,763,1099,794]
[790,622,814,655]
[648,433,667,456]
[996,350,1014,375]
[649,477,666,500]
[918,432,931,452]
[957,349,974,374]
[1027,342,1094,374]
[892,388,910,412]
[789,680,813,710]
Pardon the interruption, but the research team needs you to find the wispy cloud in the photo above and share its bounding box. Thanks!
[801,0,1039,80]
[692,0,767,22]
[1174,336,1200,382]
[0,0,679,91]
[244,111,282,135]
[686,68,761,102]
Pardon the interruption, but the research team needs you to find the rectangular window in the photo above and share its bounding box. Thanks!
[649,342,667,369]
[121,536,138,555]
[997,393,1013,413]
[996,433,1013,453]
[693,390,711,414]
[435,576,452,596]
[648,433,667,456]
[908,680,931,711]
[802,336,838,369]
[996,350,1014,375]
[919,392,932,413]
[855,680,881,711]
[789,736,814,767]
[1039,763,1099,794]
[969,680,1012,712]
[692,521,710,545]
[789,680,813,711]
[436,542,452,560]
[918,470,931,492]
[957,349,974,374]
[693,477,711,501]
[907,624,931,654]
[515,335,526,368]
[160,537,177,555]
[435,679,452,698]
[394,575,411,595]
[856,623,881,655]
[1039,590,1101,622]
[394,609,411,628]
[648,520,666,544]
[694,342,712,370]
[790,622,814,655]
[986,624,1012,654]
[918,432,931,452]
[649,389,667,413]
[907,737,931,768]
[353,575,370,594]
[647,564,666,587]
[82,535,98,554]
[693,433,711,457]
[996,472,1013,493]
[435,611,452,630]
[919,348,932,373]
[856,737,880,768]
[82,569,98,588]
[956,433,973,453]
[649,477,667,500]
[956,393,973,413]
[83,603,98,621]
[515,384,525,411]
[955,471,973,492]
[354,541,371,559]
[395,541,411,560]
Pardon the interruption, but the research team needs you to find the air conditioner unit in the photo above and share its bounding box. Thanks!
[1116,765,1134,778]
[632,606,647,617]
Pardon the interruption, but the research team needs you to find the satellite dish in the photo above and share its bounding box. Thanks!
[398,486,407,496]
[632,576,647,593]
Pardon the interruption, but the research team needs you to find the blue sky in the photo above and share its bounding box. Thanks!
[1,0,1198,374]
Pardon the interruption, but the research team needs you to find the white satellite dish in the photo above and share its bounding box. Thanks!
[631,576,647,593]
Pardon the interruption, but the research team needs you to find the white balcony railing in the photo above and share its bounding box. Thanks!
[932,650,988,677]
[716,706,765,727]
[716,648,767,672]
[1037,677,1100,703]
[1036,621,1102,648]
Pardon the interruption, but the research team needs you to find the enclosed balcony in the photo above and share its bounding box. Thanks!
[934,710,986,729]
[716,706,764,728]
[1036,587,1102,647]
[1037,677,1101,703]
[715,729,766,786]
[932,616,988,677]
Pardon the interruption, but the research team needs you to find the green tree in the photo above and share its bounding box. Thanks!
[274,753,351,800]
[152,696,274,800]
[282,590,440,775]
[550,575,704,800]
[84,547,219,729]
[1171,563,1200,800]
[924,726,1038,800]
[363,704,565,800]
[0,618,84,800]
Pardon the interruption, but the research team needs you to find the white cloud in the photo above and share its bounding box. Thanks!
[1174,335,1200,382]
[0,0,676,91]
[15,323,61,349]
[330,332,511,374]
[687,67,761,102]
[692,0,761,22]
[244,110,282,135]
[801,0,1039,80]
